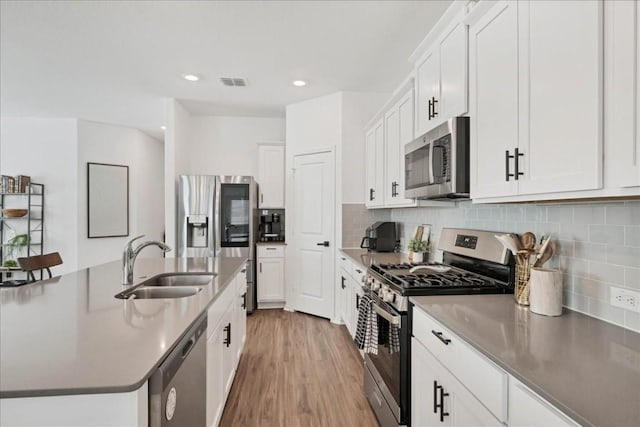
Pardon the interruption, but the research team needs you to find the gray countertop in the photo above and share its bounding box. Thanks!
[339,248,405,269]
[411,294,640,427]
[0,251,247,398]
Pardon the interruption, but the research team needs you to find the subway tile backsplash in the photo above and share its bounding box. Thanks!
[342,200,640,332]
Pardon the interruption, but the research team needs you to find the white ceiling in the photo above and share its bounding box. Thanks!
[0,0,451,140]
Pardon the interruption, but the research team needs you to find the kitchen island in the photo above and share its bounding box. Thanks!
[0,250,248,426]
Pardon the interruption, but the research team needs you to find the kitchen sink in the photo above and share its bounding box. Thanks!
[141,273,216,287]
[115,286,202,299]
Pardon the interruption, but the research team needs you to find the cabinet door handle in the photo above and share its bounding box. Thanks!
[341,276,346,289]
[227,322,232,347]
[514,147,524,180]
[356,294,360,309]
[505,150,514,181]
[428,98,433,120]
[316,241,330,247]
[259,262,262,273]
[439,385,450,422]
[369,188,375,201]
[260,193,264,204]
[433,381,440,414]
[432,97,438,117]
[431,330,451,345]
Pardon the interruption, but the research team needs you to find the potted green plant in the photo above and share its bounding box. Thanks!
[408,238,428,263]
[3,233,29,268]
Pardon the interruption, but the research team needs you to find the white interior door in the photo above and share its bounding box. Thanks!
[291,151,335,319]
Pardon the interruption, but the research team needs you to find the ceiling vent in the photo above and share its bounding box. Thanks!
[220,77,248,87]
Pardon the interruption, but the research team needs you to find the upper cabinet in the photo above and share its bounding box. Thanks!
[415,14,468,137]
[365,118,385,208]
[257,144,285,208]
[384,88,417,207]
[605,0,640,188]
[470,0,603,200]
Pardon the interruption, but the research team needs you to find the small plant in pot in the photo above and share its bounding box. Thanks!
[408,238,428,263]
[3,233,29,268]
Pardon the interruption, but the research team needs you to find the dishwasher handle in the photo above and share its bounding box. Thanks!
[181,336,196,359]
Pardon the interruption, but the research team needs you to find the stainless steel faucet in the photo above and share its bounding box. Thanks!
[122,235,172,285]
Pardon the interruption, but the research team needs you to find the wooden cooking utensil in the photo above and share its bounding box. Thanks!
[521,232,536,251]
[534,239,555,267]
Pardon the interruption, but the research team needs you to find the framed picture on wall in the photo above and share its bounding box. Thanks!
[87,162,129,238]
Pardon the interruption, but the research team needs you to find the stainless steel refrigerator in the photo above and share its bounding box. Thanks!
[177,175,258,313]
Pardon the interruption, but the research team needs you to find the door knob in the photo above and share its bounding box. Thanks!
[316,241,330,247]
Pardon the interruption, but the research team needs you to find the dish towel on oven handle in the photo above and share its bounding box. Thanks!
[354,293,378,354]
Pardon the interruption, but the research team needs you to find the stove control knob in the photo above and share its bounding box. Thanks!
[383,291,396,303]
[371,281,381,291]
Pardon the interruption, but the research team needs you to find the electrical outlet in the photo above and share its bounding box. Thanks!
[610,287,640,312]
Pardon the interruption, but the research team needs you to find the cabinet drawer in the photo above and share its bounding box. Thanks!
[257,245,284,258]
[509,377,579,427]
[350,263,366,285]
[338,253,352,273]
[236,266,248,295]
[207,278,236,336]
[412,307,508,422]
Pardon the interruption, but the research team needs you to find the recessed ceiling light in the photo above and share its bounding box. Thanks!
[160,126,166,131]
[183,74,200,82]
[292,80,307,87]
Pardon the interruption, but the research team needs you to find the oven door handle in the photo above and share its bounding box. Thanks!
[372,303,401,326]
[428,142,435,184]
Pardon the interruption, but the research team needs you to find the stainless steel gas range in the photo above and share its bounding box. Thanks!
[362,228,516,427]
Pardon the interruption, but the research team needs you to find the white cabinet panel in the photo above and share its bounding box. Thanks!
[365,118,385,207]
[517,0,602,195]
[470,0,603,200]
[438,19,468,121]
[606,0,640,188]
[412,338,502,427]
[416,50,440,136]
[258,144,285,208]
[470,0,519,199]
[509,377,579,427]
[206,318,224,427]
[257,257,285,302]
[385,89,417,207]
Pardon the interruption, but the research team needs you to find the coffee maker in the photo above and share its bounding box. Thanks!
[259,211,284,242]
[360,221,398,252]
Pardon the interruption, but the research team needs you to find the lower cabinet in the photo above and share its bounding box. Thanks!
[206,268,247,427]
[412,337,502,427]
[412,306,579,427]
[508,377,579,427]
[257,245,285,308]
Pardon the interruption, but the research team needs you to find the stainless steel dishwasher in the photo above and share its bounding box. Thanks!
[149,314,207,427]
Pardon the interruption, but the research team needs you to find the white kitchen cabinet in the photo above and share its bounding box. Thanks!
[509,377,579,427]
[413,305,579,427]
[412,337,502,427]
[470,0,603,200]
[257,245,285,308]
[206,269,246,427]
[257,144,285,208]
[384,88,417,207]
[605,0,640,188]
[365,118,385,207]
[206,319,225,427]
[234,266,247,360]
[415,13,467,137]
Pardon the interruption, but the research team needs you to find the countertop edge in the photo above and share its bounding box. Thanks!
[0,257,248,399]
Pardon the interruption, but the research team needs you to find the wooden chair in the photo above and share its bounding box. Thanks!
[17,252,63,282]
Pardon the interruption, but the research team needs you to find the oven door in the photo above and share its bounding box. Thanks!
[364,299,409,426]
[404,136,433,199]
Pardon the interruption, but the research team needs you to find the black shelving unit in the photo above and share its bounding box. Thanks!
[0,183,45,281]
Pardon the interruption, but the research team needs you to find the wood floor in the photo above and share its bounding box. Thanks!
[219,309,380,427]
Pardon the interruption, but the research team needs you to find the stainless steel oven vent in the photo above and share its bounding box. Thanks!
[220,77,248,87]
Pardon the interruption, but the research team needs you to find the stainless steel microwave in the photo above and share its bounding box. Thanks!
[404,117,470,199]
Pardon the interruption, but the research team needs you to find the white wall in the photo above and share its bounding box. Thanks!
[77,120,164,269]
[341,92,388,204]
[188,116,285,176]
[163,99,192,254]
[0,118,79,274]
